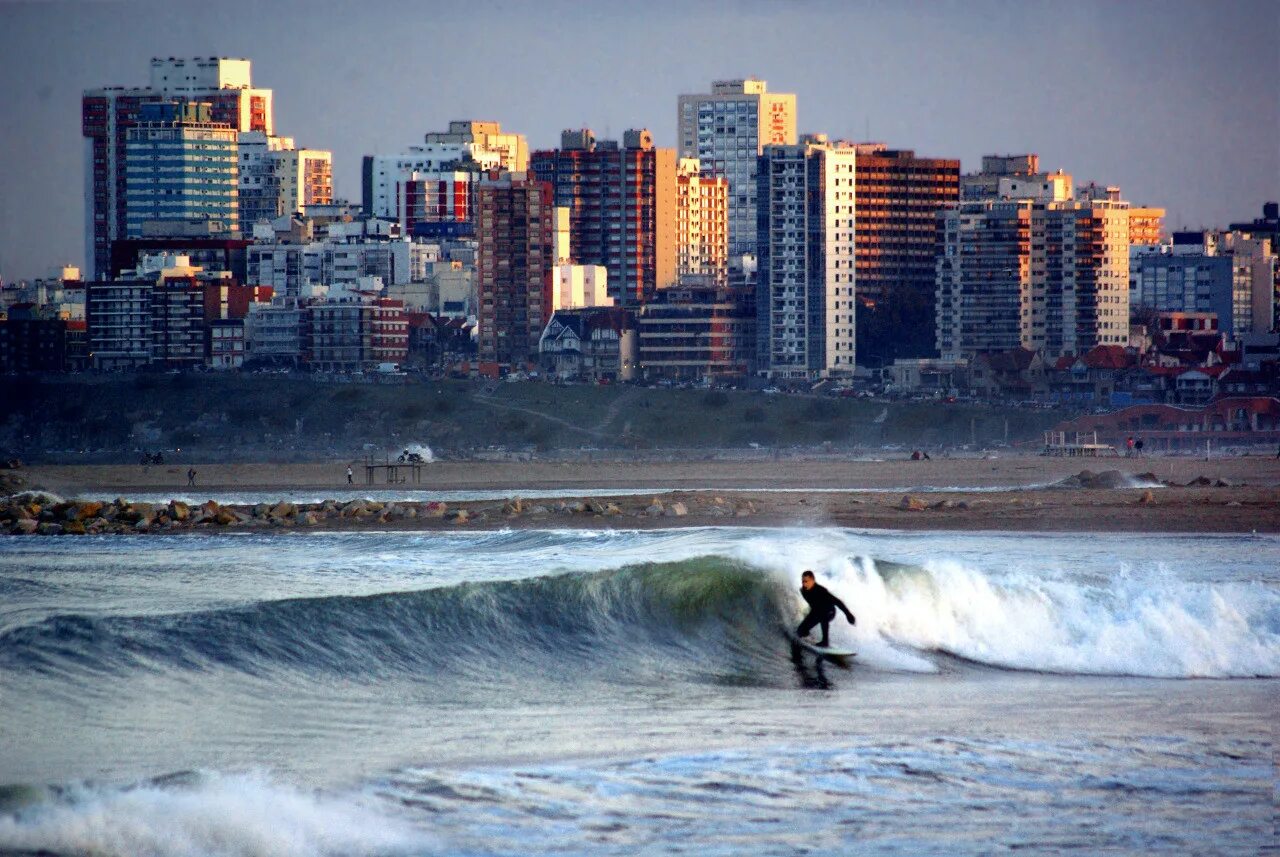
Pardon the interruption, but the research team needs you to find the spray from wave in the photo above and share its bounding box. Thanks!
[764,548,1280,678]
[0,771,418,857]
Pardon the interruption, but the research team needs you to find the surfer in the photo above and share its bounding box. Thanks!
[797,570,855,648]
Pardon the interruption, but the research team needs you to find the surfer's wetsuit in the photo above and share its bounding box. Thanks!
[797,582,855,647]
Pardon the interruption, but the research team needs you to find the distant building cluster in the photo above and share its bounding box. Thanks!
[0,57,1276,402]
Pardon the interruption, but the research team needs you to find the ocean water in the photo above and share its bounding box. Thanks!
[0,527,1276,856]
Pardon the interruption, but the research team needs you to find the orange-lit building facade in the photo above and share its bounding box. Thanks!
[852,144,960,361]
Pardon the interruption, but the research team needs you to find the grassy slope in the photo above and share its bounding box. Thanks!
[1,375,1073,461]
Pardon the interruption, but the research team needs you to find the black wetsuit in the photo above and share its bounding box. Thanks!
[797,582,854,646]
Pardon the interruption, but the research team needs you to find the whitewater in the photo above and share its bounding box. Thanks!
[1,526,1276,855]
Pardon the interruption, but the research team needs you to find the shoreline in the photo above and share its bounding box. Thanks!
[6,455,1278,536]
[5,485,1278,535]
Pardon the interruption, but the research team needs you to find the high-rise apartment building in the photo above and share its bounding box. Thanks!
[850,144,960,363]
[675,159,729,286]
[755,136,857,379]
[83,57,274,278]
[85,279,152,369]
[530,129,676,305]
[475,173,555,372]
[1134,231,1276,340]
[678,78,797,257]
[1229,203,1280,331]
[638,284,755,381]
[238,131,332,226]
[936,201,1032,358]
[361,120,528,232]
[1040,200,1132,358]
[124,102,239,238]
[936,198,1131,360]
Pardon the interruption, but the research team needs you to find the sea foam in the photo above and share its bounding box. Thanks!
[0,771,419,857]
[745,534,1280,678]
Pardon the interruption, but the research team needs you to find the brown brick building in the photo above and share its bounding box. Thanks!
[852,144,960,363]
[531,129,675,306]
[476,174,555,374]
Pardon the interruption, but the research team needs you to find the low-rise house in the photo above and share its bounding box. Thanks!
[539,307,636,382]
[1049,345,1138,405]
[886,358,969,396]
[968,348,1046,399]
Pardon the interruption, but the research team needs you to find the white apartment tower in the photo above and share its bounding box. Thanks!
[936,198,1131,360]
[678,78,797,258]
[755,136,857,379]
[238,131,333,226]
[361,120,529,229]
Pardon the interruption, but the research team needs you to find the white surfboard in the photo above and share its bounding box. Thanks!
[790,636,856,658]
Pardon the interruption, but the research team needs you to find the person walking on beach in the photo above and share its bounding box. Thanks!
[796,570,856,648]
[1126,436,1135,457]
[186,468,196,487]
[346,465,354,484]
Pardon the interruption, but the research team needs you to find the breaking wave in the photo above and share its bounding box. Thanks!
[1,550,1277,683]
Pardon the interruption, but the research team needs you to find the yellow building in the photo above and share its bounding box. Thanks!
[675,159,728,286]
[1129,207,1166,246]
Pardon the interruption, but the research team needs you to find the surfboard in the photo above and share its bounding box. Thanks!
[789,635,856,659]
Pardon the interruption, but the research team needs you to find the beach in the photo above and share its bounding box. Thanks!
[14,453,1280,533]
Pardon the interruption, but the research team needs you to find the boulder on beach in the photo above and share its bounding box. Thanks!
[66,501,103,522]
[1053,469,1136,490]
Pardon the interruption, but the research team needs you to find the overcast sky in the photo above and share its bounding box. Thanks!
[1,0,1277,280]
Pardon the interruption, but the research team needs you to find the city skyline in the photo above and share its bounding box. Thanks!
[1,0,1277,281]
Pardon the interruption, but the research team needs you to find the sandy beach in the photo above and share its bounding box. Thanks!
[12,454,1280,533]
[22,453,1280,494]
